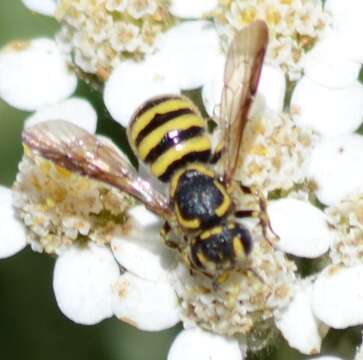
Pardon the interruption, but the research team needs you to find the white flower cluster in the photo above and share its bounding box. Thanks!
[327,196,363,267]
[13,152,135,254]
[214,0,330,79]
[1,0,363,359]
[236,110,315,192]
[55,0,171,79]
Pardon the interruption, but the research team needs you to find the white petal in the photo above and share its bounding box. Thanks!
[170,0,217,18]
[24,97,97,133]
[168,328,242,360]
[312,265,363,328]
[156,20,221,90]
[111,205,175,282]
[201,53,225,118]
[202,62,285,120]
[291,77,363,137]
[326,0,363,62]
[0,186,27,258]
[112,272,180,331]
[53,243,120,325]
[22,0,57,16]
[0,39,77,111]
[104,57,180,127]
[276,284,328,355]
[257,65,285,113]
[127,204,161,227]
[304,35,361,88]
[308,134,363,206]
[268,199,333,258]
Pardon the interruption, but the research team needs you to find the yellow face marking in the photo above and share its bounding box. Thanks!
[196,251,208,266]
[150,136,211,177]
[130,98,194,142]
[196,250,216,271]
[175,204,200,229]
[233,236,245,259]
[214,182,232,217]
[137,115,204,160]
[200,226,223,240]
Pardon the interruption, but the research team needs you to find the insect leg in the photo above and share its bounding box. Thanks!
[209,139,223,164]
[238,183,278,244]
[235,209,256,218]
[160,221,183,252]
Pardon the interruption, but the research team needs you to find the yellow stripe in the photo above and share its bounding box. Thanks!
[175,205,200,229]
[214,182,231,217]
[200,226,223,240]
[137,114,204,160]
[130,98,195,143]
[170,168,186,198]
[233,236,245,259]
[185,163,214,177]
[169,163,214,198]
[151,136,211,177]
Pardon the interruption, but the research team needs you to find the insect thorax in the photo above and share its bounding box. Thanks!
[169,163,231,230]
[128,95,211,182]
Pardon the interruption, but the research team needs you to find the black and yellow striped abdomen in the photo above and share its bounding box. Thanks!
[128,95,211,182]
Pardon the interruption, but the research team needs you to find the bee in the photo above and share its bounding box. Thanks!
[22,21,269,281]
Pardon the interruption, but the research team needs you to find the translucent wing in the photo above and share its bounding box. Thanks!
[22,120,173,220]
[220,20,268,184]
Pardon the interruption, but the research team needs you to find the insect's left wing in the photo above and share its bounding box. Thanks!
[219,20,268,185]
[22,120,174,220]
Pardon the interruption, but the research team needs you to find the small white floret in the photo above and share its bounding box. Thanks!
[53,243,120,325]
[312,265,363,329]
[170,0,217,18]
[303,35,361,88]
[24,97,97,133]
[155,20,221,90]
[291,77,363,137]
[308,134,363,206]
[112,272,180,331]
[0,186,27,258]
[167,328,242,360]
[104,57,180,127]
[268,199,333,258]
[276,283,328,355]
[22,0,57,16]
[0,38,77,111]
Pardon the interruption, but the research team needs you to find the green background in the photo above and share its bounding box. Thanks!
[0,1,360,359]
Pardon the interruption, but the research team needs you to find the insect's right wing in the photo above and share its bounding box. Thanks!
[22,120,174,220]
[219,20,268,185]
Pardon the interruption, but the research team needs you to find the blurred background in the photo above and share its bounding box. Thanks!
[0,1,360,359]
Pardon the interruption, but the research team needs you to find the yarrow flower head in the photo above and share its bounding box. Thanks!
[214,0,330,80]
[1,0,363,359]
[55,0,172,80]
